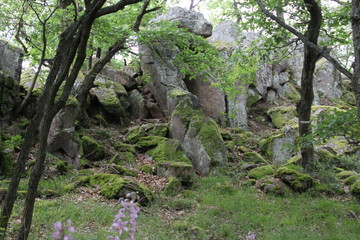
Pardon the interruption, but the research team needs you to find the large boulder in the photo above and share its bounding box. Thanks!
[150,7,212,37]
[0,40,23,128]
[100,64,137,90]
[170,98,227,175]
[47,97,81,168]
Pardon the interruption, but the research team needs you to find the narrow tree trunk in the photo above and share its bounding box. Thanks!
[297,0,322,171]
[351,0,360,120]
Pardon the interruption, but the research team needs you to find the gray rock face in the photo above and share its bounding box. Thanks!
[170,98,227,175]
[128,89,148,119]
[47,100,81,168]
[0,40,23,81]
[100,65,137,90]
[0,41,23,128]
[270,126,296,164]
[151,7,212,37]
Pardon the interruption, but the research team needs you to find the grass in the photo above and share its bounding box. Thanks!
[4,174,360,240]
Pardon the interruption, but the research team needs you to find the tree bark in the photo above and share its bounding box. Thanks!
[351,0,360,120]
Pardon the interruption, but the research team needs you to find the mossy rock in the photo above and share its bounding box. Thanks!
[92,129,112,140]
[147,139,190,163]
[140,164,154,174]
[275,167,314,192]
[0,150,15,177]
[110,152,136,165]
[286,155,302,165]
[156,162,194,184]
[136,136,167,150]
[94,114,108,127]
[243,152,268,164]
[267,106,297,128]
[350,180,360,199]
[163,177,182,196]
[113,142,136,154]
[247,165,275,180]
[81,136,107,161]
[214,181,236,194]
[233,132,256,146]
[220,129,232,140]
[344,175,360,186]
[111,165,137,177]
[336,171,358,180]
[125,126,144,144]
[284,82,301,103]
[87,174,153,204]
[316,149,337,163]
[258,177,292,196]
[147,124,169,137]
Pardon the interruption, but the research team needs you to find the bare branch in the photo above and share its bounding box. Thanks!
[96,0,144,18]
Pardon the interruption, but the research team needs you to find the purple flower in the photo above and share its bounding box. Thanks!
[52,220,75,240]
[245,231,256,240]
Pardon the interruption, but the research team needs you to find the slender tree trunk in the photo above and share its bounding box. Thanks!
[351,0,360,120]
[297,0,322,171]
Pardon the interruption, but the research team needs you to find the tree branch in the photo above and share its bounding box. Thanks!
[255,0,353,79]
[96,0,144,18]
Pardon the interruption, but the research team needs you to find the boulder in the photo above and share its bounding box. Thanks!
[150,7,212,37]
[157,162,195,184]
[170,99,227,175]
[128,89,148,119]
[275,167,314,192]
[100,65,137,90]
[247,165,275,180]
[0,40,24,81]
[47,97,81,168]
[147,139,190,163]
[81,136,107,161]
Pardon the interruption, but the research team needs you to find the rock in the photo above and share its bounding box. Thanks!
[242,152,268,164]
[110,164,137,177]
[81,136,107,161]
[350,180,360,199]
[147,139,190,163]
[247,165,275,180]
[0,40,24,81]
[125,123,168,144]
[269,126,296,165]
[162,177,182,196]
[267,106,297,129]
[140,164,155,174]
[0,72,21,128]
[110,152,136,165]
[336,170,358,180]
[85,174,153,204]
[47,97,81,168]
[128,89,148,119]
[113,143,136,154]
[258,177,291,196]
[156,162,195,184]
[100,65,137,90]
[151,7,212,38]
[136,136,167,150]
[275,167,314,192]
[170,99,227,175]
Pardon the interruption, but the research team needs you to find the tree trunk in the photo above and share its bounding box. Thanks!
[351,0,360,120]
[297,0,322,171]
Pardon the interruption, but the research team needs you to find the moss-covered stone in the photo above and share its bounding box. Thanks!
[81,136,107,161]
[163,177,182,196]
[248,165,275,180]
[220,129,232,140]
[114,143,136,154]
[111,165,136,177]
[317,149,337,163]
[275,167,314,192]
[148,124,168,137]
[94,114,108,127]
[344,175,360,186]
[243,151,268,164]
[125,126,144,144]
[140,164,154,174]
[258,177,291,196]
[173,220,190,231]
[268,106,297,128]
[110,152,136,165]
[136,136,167,150]
[214,181,236,194]
[336,171,358,180]
[284,82,301,103]
[147,139,190,163]
[156,162,194,184]
[350,180,360,199]
[233,132,255,146]
[87,174,153,204]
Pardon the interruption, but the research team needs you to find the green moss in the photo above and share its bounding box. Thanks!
[136,136,167,149]
[336,171,358,180]
[148,124,168,137]
[156,162,194,184]
[284,82,301,103]
[259,178,291,196]
[65,95,79,107]
[287,155,301,165]
[81,136,106,161]
[114,143,136,154]
[317,149,337,163]
[63,183,77,193]
[110,152,136,165]
[56,159,72,174]
[173,221,189,231]
[125,126,145,144]
[140,164,154,174]
[94,114,108,127]
[226,141,235,150]
[88,174,153,202]
[344,175,360,186]
[350,180,360,199]
[147,139,190,163]
[163,177,182,196]
[243,152,268,164]
[214,181,236,194]
[247,165,275,180]
[220,129,233,140]
[0,148,15,177]
[93,129,111,140]
[268,107,297,128]
[275,167,314,192]
[113,165,136,177]
[168,88,189,98]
